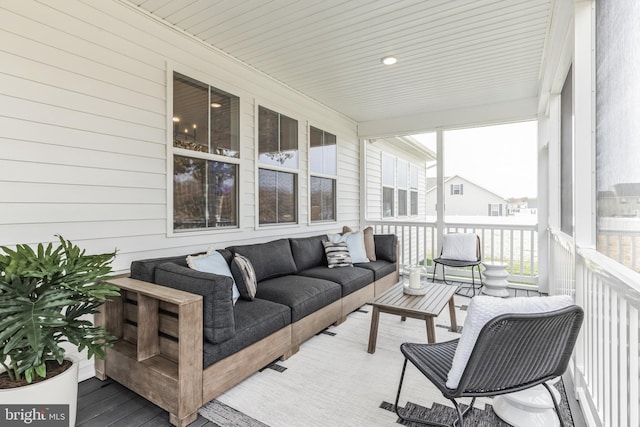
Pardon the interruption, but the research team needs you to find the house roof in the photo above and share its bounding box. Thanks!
[129,0,555,125]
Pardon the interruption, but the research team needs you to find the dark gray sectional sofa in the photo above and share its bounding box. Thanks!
[97,233,399,427]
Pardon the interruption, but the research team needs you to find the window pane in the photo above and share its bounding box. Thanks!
[382,154,395,187]
[310,126,337,176]
[398,189,407,216]
[174,156,206,229]
[258,106,278,155]
[259,107,298,168]
[410,165,419,189]
[174,156,238,230]
[259,169,297,224]
[596,0,640,273]
[310,176,336,222]
[383,187,394,217]
[277,171,296,223]
[173,73,208,153]
[259,169,277,224]
[210,87,240,158]
[397,160,408,189]
[411,191,418,215]
[208,162,237,227]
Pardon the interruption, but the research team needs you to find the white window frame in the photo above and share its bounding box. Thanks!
[166,67,241,237]
[308,124,337,224]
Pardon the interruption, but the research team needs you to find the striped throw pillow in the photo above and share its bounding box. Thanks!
[230,254,258,300]
[322,241,353,268]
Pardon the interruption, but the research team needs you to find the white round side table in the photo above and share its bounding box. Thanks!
[493,378,562,427]
[481,261,510,297]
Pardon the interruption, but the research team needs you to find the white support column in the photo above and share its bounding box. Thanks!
[435,128,445,279]
[537,117,550,293]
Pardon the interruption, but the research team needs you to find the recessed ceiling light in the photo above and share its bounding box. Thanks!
[382,56,397,65]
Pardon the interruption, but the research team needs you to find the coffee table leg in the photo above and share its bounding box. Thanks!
[368,306,380,354]
[448,297,458,332]
[426,318,436,343]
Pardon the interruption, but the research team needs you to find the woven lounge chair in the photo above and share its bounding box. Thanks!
[394,302,584,427]
[432,233,483,296]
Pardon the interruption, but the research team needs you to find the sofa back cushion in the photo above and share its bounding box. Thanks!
[374,234,398,263]
[289,235,327,272]
[130,254,191,283]
[228,239,297,282]
[154,262,236,344]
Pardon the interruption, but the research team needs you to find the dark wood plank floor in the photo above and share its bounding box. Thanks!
[76,378,216,427]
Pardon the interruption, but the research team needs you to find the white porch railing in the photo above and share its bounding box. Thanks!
[550,229,640,427]
[367,220,538,286]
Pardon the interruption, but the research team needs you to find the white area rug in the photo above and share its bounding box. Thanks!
[199,294,487,427]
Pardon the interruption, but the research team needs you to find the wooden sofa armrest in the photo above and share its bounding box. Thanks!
[96,277,204,427]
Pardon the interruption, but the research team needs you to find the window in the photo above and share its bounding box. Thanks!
[382,154,395,217]
[172,72,239,231]
[258,106,298,224]
[451,184,464,195]
[489,204,502,216]
[309,126,337,222]
[398,160,408,216]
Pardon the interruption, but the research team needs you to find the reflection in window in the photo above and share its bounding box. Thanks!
[383,187,394,217]
[258,106,298,168]
[173,72,239,157]
[259,169,297,224]
[171,72,239,232]
[310,176,335,222]
[310,126,337,222]
[173,156,237,229]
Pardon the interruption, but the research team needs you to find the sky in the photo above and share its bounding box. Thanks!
[412,120,538,199]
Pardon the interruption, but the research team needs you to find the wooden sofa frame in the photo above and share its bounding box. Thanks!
[96,263,399,426]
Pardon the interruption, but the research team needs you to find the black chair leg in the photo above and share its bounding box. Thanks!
[394,358,451,427]
[542,382,565,427]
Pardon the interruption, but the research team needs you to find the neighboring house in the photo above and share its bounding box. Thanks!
[597,183,640,217]
[425,175,507,216]
[507,197,537,216]
[364,136,436,221]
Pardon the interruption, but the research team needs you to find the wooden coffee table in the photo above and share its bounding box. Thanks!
[367,281,458,353]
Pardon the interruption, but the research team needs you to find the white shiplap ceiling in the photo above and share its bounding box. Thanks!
[130,0,553,123]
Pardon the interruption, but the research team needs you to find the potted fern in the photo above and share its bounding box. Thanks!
[0,236,119,426]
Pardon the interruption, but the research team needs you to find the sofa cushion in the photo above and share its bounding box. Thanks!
[187,249,240,305]
[203,298,291,367]
[154,262,235,345]
[322,241,353,268]
[230,254,258,301]
[228,239,297,282]
[256,275,341,322]
[354,260,397,281]
[289,235,327,272]
[130,254,192,283]
[298,266,374,297]
[374,234,398,263]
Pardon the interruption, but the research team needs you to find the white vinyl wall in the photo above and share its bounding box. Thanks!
[0,0,360,273]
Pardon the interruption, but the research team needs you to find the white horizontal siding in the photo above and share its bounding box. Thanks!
[0,0,358,274]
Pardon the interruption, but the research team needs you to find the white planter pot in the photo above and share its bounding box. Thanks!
[0,355,79,427]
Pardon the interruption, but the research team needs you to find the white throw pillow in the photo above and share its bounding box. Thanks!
[327,231,369,263]
[441,233,478,262]
[445,295,574,389]
[187,248,240,305]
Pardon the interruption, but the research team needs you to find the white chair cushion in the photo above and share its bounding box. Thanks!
[441,233,478,262]
[446,294,574,389]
